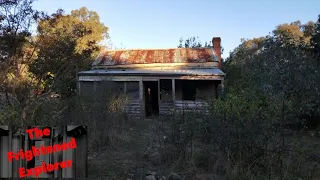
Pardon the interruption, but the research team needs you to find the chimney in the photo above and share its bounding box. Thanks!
[212,37,222,69]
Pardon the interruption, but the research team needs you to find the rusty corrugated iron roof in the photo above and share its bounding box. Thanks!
[92,47,218,66]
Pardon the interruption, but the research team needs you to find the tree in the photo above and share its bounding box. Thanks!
[224,18,320,127]
[177,36,211,48]
[28,7,108,97]
[0,0,40,103]
[177,36,224,62]
[302,21,315,37]
[0,0,43,77]
[223,37,265,87]
[311,15,320,56]
[272,21,312,47]
[0,0,47,126]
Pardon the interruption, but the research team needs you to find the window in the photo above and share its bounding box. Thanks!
[182,80,196,100]
[160,79,172,101]
[126,82,139,99]
[176,80,217,101]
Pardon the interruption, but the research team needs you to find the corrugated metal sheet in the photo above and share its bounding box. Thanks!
[78,68,225,76]
[92,48,218,66]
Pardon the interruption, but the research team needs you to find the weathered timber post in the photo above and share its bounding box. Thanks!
[172,79,176,114]
[139,80,144,120]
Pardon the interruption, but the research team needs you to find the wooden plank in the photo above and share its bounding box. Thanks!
[142,77,159,81]
[159,102,174,115]
[8,125,12,178]
[178,76,224,80]
[159,100,210,116]
[0,135,9,178]
[62,127,70,178]
[111,76,142,81]
[79,76,103,81]
[125,104,141,113]
[75,134,87,178]
[79,76,142,82]
[174,101,208,110]
[12,136,20,178]
[53,135,61,178]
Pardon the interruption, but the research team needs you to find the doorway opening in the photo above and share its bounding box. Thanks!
[144,81,159,117]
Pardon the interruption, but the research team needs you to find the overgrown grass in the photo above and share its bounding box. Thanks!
[1,83,319,179]
[153,90,320,180]
[0,90,129,154]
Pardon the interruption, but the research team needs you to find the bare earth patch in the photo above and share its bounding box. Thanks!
[88,118,167,180]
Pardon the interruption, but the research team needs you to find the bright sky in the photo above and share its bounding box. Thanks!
[33,0,320,58]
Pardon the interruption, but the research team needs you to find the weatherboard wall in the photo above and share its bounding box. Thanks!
[78,79,221,120]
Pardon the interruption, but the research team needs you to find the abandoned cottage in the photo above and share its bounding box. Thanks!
[77,37,225,119]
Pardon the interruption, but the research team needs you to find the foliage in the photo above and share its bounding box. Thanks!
[0,104,19,125]
[311,15,320,56]
[161,16,320,180]
[0,0,46,126]
[0,0,38,87]
[177,36,211,48]
[155,86,319,179]
[28,7,108,97]
[1,3,319,178]
[224,17,320,127]
[0,4,108,128]
[56,92,128,152]
[272,21,312,47]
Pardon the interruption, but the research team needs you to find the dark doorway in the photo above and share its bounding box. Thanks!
[144,81,159,117]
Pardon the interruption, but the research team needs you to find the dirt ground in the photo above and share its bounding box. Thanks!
[88,118,167,180]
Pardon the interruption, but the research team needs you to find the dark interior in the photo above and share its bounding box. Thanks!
[144,81,159,117]
[182,80,196,100]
